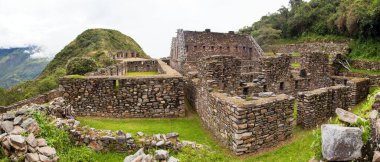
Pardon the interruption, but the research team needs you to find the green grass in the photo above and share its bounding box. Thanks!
[291,63,301,68]
[125,71,159,76]
[77,98,316,162]
[350,68,380,76]
[291,53,301,57]
[348,39,380,61]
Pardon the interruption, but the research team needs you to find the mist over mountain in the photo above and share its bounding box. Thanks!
[0,46,50,88]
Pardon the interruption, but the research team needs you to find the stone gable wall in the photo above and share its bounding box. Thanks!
[297,85,350,128]
[60,76,185,118]
[301,52,333,89]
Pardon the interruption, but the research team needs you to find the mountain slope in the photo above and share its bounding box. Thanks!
[0,28,149,106]
[0,46,49,88]
[40,28,148,77]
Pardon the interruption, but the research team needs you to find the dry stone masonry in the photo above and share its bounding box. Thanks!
[60,59,185,118]
[297,85,350,128]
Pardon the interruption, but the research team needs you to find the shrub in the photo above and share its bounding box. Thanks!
[66,57,97,75]
[310,129,323,160]
[33,111,96,162]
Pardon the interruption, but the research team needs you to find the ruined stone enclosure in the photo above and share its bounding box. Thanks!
[60,59,185,118]
[169,29,371,155]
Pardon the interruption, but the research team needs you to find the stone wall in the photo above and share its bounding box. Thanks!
[300,52,333,89]
[342,72,380,87]
[196,91,294,155]
[125,60,159,72]
[331,76,370,105]
[60,76,185,118]
[197,55,241,94]
[297,85,350,128]
[260,54,294,94]
[109,50,141,59]
[187,55,293,155]
[351,60,380,71]
[86,59,162,76]
[170,29,264,73]
[0,89,61,113]
[347,78,370,105]
[270,42,349,55]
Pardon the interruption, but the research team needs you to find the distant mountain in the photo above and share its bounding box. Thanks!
[0,28,148,106]
[0,46,49,88]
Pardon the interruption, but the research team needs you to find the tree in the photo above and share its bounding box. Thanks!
[251,24,282,46]
[66,57,97,75]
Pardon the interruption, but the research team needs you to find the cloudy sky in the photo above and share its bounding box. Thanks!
[0,0,289,58]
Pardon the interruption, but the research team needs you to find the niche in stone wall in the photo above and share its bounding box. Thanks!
[243,87,249,95]
[280,82,285,91]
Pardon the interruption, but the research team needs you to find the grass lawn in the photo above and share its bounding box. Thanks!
[350,68,380,76]
[291,53,301,57]
[291,63,301,68]
[125,71,158,76]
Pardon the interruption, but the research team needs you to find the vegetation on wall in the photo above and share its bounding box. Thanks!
[240,0,380,60]
[0,28,149,106]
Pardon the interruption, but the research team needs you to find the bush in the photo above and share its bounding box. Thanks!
[66,57,97,75]
[33,111,96,162]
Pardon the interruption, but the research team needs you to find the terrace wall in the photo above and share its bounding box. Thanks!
[351,60,380,71]
[0,89,61,113]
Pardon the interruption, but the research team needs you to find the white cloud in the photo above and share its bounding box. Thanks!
[0,0,289,58]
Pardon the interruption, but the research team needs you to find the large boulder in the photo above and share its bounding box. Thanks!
[322,124,363,161]
[336,108,365,124]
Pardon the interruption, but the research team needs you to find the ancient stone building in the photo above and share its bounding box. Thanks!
[170,29,264,73]
[60,59,185,118]
[109,50,141,60]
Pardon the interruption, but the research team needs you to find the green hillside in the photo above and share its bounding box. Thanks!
[240,0,380,60]
[0,46,49,88]
[0,28,149,106]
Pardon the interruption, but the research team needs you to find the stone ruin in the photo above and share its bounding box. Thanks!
[0,28,373,157]
[169,29,371,155]
[59,59,186,118]
[109,50,141,60]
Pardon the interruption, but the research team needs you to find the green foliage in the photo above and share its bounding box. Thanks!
[66,57,97,75]
[66,75,86,79]
[349,68,380,76]
[348,39,380,61]
[41,28,148,77]
[251,24,282,47]
[241,0,380,43]
[292,53,301,57]
[291,63,301,68]
[177,146,226,162]
[33,111,97,162]
[310,129,322,160]
[350,118,371,144]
